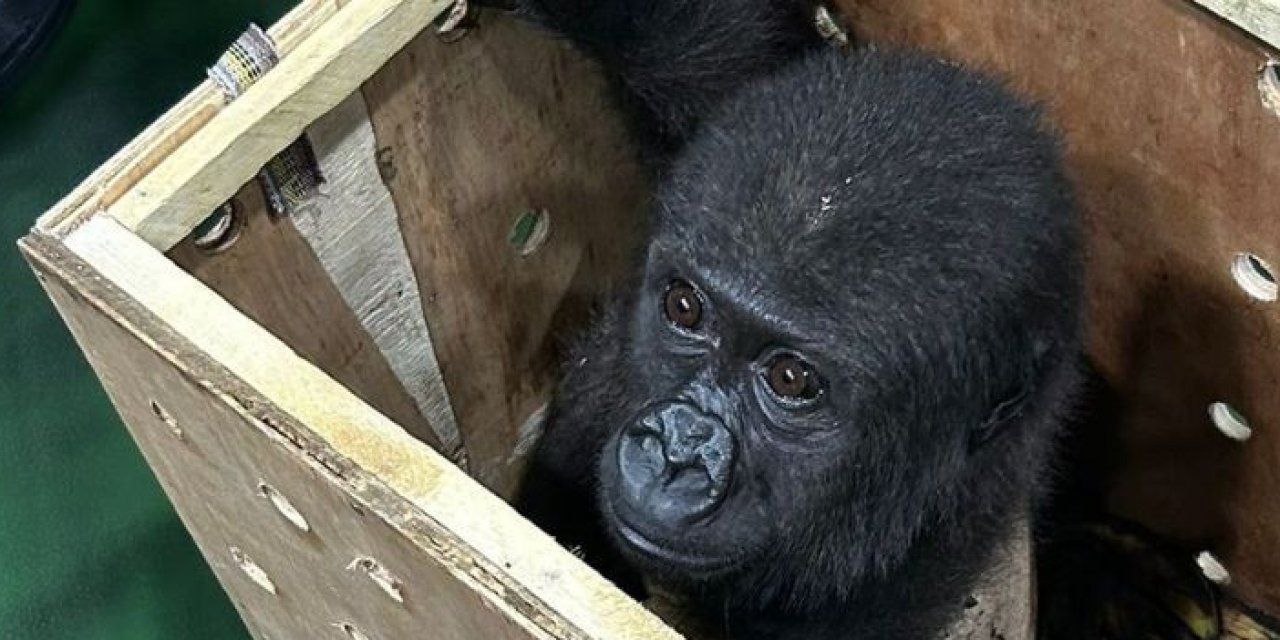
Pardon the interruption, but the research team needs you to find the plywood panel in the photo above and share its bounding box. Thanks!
[167,182,446,452]
[291,93,464,464]
[22,219,680,640]
[34,269,546,640]
[362,12,650,497]
[1191,0,1280,48]
[840,0,1280,612]
[34,0,341,236]
[104,0,456,249]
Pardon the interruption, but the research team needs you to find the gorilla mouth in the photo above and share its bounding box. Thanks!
[608,508,738,575]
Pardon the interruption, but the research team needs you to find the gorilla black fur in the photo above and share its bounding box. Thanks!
[500,1,1086,638]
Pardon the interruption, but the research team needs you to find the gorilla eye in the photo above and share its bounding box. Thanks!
[764,354,822,402]
[663,279,704,330]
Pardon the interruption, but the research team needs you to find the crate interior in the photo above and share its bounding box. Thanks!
[156,0,1280,631]
[167,11,650,501]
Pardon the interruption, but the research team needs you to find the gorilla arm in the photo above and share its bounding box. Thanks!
[485,0,824,164]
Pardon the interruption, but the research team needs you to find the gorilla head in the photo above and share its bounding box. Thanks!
[567,49,1083,618]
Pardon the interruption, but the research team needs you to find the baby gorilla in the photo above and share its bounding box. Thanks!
[502,1,1085,637]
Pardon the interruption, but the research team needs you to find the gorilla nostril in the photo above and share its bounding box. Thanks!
[641,433,663,456]
[618,431,667,509]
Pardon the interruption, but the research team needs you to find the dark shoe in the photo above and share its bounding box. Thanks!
[0,0,76,100]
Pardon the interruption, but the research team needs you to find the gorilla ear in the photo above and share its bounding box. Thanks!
[968,384,1032,452]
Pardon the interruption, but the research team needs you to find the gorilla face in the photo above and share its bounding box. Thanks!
[582,49,1082,610]
[594,231,949,605]
[597,265,848,584]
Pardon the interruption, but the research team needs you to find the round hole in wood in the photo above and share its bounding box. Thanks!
[191,200,244,253]
[508,208,551,257]
[1208,402,1253,442]
[348,557,405,604]
[230,546,278,595]
[257,482,311,532]
[433,0,474,43]
[1260,59,1280,119]
[148,400,184,440]
[1231,253,1278,302]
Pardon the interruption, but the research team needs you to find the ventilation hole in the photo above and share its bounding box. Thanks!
[230,546,278,594]
[1196,550,1231,585]
[433,0,473,42]
[148,400,185,440]
[1208,402,1254,442]
[508,209,551,257]
[348,557,405,604]
[191,201,244,253]
[257,482,311,532]
[335,623,372,640]
[1260,59,1280,119]
[1231,253,1278,302]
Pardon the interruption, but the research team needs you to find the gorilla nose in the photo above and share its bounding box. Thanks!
[617,402,735,525]
[659,407,715,466]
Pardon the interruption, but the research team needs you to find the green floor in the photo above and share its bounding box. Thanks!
[0,1,293,637]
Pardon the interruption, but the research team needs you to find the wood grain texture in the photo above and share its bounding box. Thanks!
[167,181,446,452]
[1191,0,1280,49]
[361,11,650,497]
[292,92,465,464]
[33,264,549,640]
[27,217,679,640]
[34,0,341,237]
[840,0,1280,614]
[102,0,454,250]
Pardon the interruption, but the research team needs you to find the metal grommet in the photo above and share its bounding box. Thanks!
[191,201,245,253]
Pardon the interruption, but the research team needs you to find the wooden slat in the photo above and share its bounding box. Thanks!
[34,0,341,237]
[22,217,680,640]
[841,0,1280,614]
[34,261,549,640]
[360,13,650,497]
[99,0,455,250]
[167,181,447,453]
[1191,0,1280,49]
[290,92,464,463]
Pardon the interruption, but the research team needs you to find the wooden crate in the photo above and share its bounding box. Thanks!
[17,0,1280,637]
